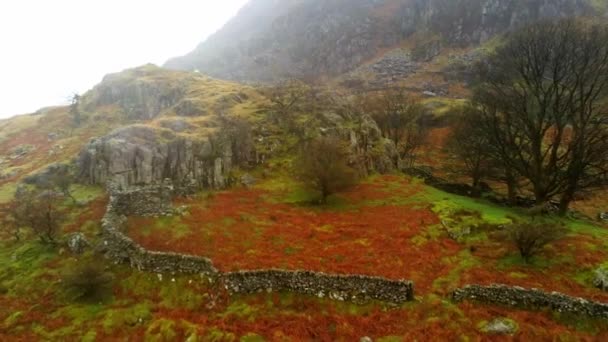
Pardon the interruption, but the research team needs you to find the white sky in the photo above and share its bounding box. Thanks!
[0,0,249,118]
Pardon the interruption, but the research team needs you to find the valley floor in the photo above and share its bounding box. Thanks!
[2,175,608,340]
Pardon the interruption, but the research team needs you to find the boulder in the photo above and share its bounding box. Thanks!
[480,318,518,335]
[159,119,194,133]
[67,233,89,254]
[240,174,256,188]
[594,267,608,291]
[599,212,608,222]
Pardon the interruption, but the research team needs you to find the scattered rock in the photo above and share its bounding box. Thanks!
[240,174,256,187]
[67,233,90,254]
[47,132,60,141]
[48,144,64,156]
[422,91,437,97]
[594,267,608,291]
[10,145,35,160]
[480,318,518,335]
[0,168,20,180]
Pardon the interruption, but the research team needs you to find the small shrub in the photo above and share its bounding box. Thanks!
[507,222,566,263]
[63,261,114,302]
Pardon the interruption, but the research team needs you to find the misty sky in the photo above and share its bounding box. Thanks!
[0,0,249,118]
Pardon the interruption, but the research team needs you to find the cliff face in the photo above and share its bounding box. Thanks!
[77,125,232,190]
[164,0,602,82]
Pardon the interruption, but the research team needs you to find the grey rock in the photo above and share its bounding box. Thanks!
[67,233,89,254]
[77,125,232,190]
[481,318,518,335]
[240,174,256,187]
[594,267,608,291]
[599,212,608,222]
[360,337,373,342]
[159,119,194,133]
[10,145,34,160]
[83,65,186,120]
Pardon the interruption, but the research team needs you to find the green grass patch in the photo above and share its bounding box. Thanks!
[0,182,17,203]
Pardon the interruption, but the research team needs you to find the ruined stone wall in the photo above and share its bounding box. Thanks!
[453,284,608,319]
[224,270,413,303]
[101,186,217,275]
[99,184,415,304]
[108,182,174,216]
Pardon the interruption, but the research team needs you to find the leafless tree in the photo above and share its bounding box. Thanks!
[446,105,493,189]
[473,19,608,214]
[262,78,312,125]
[507,221,566,263]
[11,187,65,243]
[296,136,357,204]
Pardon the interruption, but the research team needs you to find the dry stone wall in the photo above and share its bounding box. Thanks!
[100,184,415,304]
[224,270,413,303]
[453,284,608,319]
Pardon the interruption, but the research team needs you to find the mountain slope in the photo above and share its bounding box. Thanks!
[165,0,606,82]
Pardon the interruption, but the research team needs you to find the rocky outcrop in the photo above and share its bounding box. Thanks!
[81,64,216,121]
[165,0,600,82]
[453,284,608,319]
[77,125,232,190]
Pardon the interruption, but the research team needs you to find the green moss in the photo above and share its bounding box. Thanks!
[3,311,23,329]
[159,281,205,310]
[240,333,266,342]
[145,319,178,342]
[71,185,104,202]
[205,328,237,342]
[102,302,151,332]
[81,330,97,342]
[222,301,259,321]
[433,250,480,292]
[0,182,17,204]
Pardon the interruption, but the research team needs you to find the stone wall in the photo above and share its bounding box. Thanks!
[453,284,608,319]
[101,186,217,275]
[99,184,415,304]
[224,270,414,303]
[108,181,173,216]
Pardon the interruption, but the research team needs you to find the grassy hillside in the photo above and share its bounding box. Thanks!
[1,53,608,340]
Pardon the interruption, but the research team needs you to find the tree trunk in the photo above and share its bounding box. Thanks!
[558,188,576,216]
[505,168,517,205]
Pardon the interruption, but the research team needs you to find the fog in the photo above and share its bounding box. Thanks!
[0,0,249,118]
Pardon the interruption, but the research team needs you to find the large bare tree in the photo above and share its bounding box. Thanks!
[473,19,608,214]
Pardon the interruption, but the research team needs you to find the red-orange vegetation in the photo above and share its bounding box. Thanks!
[461,233,608,303]
[63,196,108,233]
[128,176,464,294]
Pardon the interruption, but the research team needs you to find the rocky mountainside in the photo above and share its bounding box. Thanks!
[0,64,396,195]
[165,0,606,83]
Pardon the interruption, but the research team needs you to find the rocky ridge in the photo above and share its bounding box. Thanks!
[165,0,604,82]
